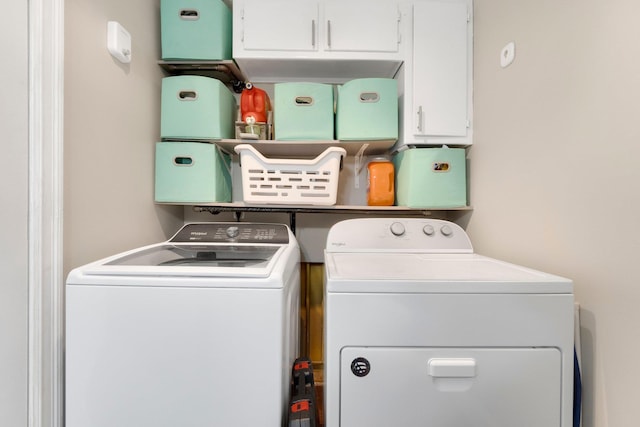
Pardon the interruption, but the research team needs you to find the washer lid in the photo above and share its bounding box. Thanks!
[105,244,281,269]
[68,222,297,281]
[325,253,572,294]
[72,242,289,280]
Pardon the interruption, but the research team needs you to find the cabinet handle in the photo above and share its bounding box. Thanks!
[417,106,424,133]
[312,20,316,47]
[327,20,332,48]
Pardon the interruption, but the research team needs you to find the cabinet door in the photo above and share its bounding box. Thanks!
[241,0,319,51]
[324,1,400,52]
[413,0,469,137]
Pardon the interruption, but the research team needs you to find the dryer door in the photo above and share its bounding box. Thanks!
[340,347,562,427]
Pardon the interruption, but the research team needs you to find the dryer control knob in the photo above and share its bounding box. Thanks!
[440,225,453,237]
[390,222,405,236]
[226,226,240,238]
[423,225,435,236]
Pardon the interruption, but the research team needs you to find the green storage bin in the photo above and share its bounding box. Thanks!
[336,78,398,140]
[274,83,334,140]
[161,75,236,140]
[160,0,232,60]
[155,141,231,203]
[393,147,467,208]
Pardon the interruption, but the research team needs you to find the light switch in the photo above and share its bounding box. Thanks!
[107,21,132,64]
[500,41,515,68]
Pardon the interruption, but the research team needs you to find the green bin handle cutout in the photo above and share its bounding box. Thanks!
[179,9,199,20]
[295,96,314,106]
[433,162,450,172]
[174,156,193,166]
[178,91,198,101]
[359,92,380,103]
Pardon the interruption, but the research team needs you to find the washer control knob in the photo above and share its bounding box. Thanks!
[423,224,435,236]
[440,225,453,237]
[390,222,406,236]
[226,226,240,239]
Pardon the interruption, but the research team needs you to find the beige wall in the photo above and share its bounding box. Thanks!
[64,0,182,274]
[0,1,28,425]
[471,0,640,425]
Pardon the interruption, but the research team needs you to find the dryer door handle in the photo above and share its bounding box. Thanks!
[428,358,477,378]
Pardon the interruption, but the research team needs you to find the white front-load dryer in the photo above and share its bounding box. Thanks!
[324,218,574,427]
[65,222,300,427]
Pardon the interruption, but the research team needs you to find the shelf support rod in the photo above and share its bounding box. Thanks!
[289,212,296,235]
[353,143,369,189]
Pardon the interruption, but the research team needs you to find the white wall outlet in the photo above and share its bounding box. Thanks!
[500,41,515,68]
[107,21,132,64]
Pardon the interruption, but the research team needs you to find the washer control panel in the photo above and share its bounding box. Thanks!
[170,223,290,244]
[326,218,473,253]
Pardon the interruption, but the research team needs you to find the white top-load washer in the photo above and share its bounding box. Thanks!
[324,218,574,427]
[66,222,300,427]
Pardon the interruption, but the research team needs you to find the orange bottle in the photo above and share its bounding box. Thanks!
[240,82,271,123]
[367,158,395,206]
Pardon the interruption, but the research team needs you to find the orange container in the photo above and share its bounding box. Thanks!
[367,158,395,206]
[240,82,271,123]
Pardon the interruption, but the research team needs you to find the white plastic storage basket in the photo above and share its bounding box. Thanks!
[234,144,346,205]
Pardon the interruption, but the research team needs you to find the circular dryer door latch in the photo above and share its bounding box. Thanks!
[351,357,371,377]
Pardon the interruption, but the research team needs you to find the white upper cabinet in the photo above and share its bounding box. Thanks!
[241,1,319,52]
[322,2,400,53]
[232,0,473,146]
[413,0,469,137]
[395,0,473,150]
[233,0,405,83]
